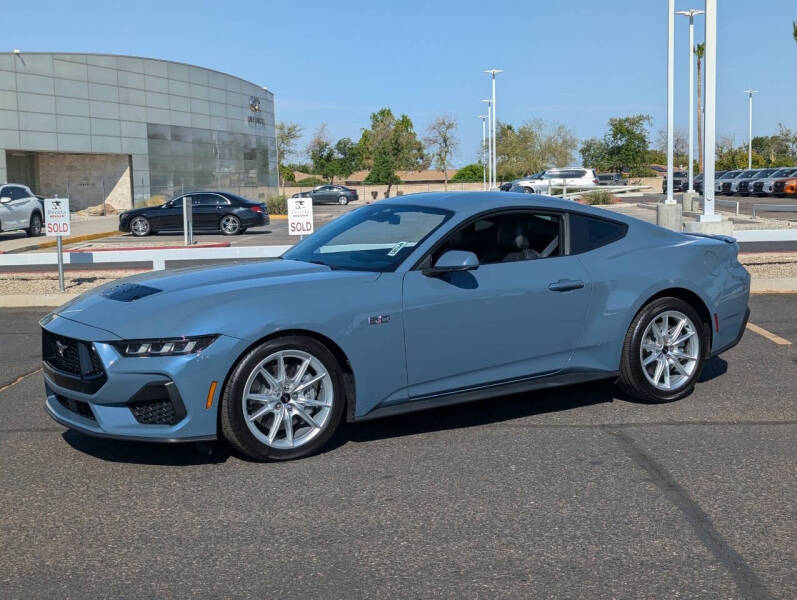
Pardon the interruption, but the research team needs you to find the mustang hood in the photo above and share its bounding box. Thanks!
[55,259,380,339]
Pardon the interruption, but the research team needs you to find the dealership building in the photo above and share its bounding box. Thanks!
[0,52,276,210]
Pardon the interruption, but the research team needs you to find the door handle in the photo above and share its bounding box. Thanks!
[548,279,584,292]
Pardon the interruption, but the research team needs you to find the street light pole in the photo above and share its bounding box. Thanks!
[701,0,719,222]
[743,89,758,169]
[665,0,675,204]
[484,69,503,188]
[478,114,488,191]
[677,9,704,193]
[481,99,492,189]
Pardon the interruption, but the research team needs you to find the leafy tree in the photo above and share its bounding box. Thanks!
[604,115,652,175]
[695,43,705,173]
[751,124,797,166]
[424,116,459,190]
[359,108,427,195]
[793,21,797,44]
[451,163,484,183]
[306,124,336,182]
[579,138,610,171]
[279,164,295,184]
[654,128,688,166]
[331,137,362,181]
[495,119,577,180]
[715,136,757,170]
[276,121,303,191]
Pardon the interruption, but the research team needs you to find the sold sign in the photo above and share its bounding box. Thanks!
[288,197,314,236]
[44,198,71,237]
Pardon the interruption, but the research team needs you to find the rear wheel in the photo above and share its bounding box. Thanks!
[26,212,42,237]
[337,195,349,205]
[618,297,707,403]
[220,214,241,235]
[130,216,151,236]
[220,336,345,461]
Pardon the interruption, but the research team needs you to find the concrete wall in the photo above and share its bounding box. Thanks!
[36,153,131,211]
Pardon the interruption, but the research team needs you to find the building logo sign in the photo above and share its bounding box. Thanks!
[247,95,265,126]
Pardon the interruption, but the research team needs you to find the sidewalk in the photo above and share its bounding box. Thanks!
[0,215,119,254]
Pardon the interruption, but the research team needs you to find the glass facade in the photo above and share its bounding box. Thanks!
[147,124,271,195]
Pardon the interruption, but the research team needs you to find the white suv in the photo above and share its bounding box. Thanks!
[0,183,43,237]
[515,167,599,194]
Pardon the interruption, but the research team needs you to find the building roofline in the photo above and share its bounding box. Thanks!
[0,51,273,97]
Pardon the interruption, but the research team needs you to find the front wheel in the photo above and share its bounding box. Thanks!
[26,213,42,237]
[337,195,349,205]
[618,297,707,403]
[130,216,151,236]
[220,214,241,235]
[220,336,345,461]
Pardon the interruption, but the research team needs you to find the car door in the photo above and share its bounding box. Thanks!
[313,186,334,204]
[1,186,28,229]
[401,210,592,399]
[150,196,185,231]
[191,193,227,229]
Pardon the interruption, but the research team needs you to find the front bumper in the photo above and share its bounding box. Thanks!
[41,313,240,442]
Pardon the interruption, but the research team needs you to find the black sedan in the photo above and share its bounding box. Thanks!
[292,185,358,205]
[119,191,269,236]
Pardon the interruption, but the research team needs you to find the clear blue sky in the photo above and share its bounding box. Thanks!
[5,0,796,166]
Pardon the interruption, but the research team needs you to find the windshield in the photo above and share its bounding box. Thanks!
[283,204,453,272]
[721,171,740,179]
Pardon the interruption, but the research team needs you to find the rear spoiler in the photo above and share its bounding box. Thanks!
[683,232,736,244]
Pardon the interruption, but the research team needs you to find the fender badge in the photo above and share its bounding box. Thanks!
[369,315,390,325]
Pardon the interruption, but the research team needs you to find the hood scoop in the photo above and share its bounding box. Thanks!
[102,283,162,302]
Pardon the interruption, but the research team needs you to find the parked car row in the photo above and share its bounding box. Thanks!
[0,183,44,237]
[711,167,797,197]
[118,191,269,236]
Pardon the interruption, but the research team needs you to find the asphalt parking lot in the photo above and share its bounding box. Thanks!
[0,295,795,599]
[644,192,797,220]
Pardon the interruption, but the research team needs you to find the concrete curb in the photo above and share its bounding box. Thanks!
[0,230,119,254]
[0,293,79,307]
[750,278,797,294]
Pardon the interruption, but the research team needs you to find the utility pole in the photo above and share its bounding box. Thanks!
[478,115,488,191]
[484,69,503,188]
[743,89,758,169]
[677,9,704,193]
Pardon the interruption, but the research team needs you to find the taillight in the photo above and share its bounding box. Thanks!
[249,205,263,213]
[593,179,599,185]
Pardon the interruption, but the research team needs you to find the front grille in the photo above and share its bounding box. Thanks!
[130,399,180,425]
[43,330,81,375]
[721,182,732,192]
[42,329,107,393]
[753,182,764,192]
[55,394,96,421]
[738,182,750,192]
[774,181,785,193]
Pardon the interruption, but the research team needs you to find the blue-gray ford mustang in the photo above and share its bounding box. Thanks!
[41,192,750,461]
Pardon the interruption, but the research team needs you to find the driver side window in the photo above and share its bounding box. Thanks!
[435,212,562,265]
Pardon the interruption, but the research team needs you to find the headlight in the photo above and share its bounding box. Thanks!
[112,335,218,357]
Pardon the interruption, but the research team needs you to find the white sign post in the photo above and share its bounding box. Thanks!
[44,198,71,292]
[288,197,314,239]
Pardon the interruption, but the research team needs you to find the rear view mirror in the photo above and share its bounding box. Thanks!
[0,196,11,204]
[423,250,479,277]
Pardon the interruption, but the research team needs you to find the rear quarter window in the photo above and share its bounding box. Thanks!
[569,213,628,254]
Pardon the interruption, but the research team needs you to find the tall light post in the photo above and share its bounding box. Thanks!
[478,114,488,191]
[677,9,704,193]
[743,89,758,169]
[665,0,675,204]
[481,98,492,189]
[484,69,503,188]
[701,0,719,222]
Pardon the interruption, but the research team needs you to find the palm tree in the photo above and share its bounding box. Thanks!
[695,43,705,174]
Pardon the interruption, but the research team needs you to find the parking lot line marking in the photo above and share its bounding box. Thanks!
[746,323,792,346]
[0,368,42,394]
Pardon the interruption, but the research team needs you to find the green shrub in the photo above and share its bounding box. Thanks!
[266,195,288,215]
[451,163,484,182]
[295,177,326,186]
[582,190,613,205]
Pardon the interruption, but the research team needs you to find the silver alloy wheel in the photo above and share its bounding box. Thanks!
[639,310,700,391]
[130,216,150,236]
[241,350,334,450]
[338,195,348,205]
[221,215,240,234]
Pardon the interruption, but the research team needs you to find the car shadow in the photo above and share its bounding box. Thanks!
[61,361,728,466]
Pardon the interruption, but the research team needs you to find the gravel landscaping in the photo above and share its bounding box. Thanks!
[0,270,141,295]
[739,253,797,279]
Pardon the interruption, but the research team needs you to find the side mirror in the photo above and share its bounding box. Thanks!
[0,196,11,204]
[423,250,479,277]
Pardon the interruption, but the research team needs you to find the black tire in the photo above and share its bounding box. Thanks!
[220,214,241,235]
[26,212,42,237]
[130,216,151,236]
[337,195,349,205]
[617,297,708,403]
[220,335,346,461]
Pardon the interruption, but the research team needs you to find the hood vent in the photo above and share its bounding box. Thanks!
[102,283,162,302]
